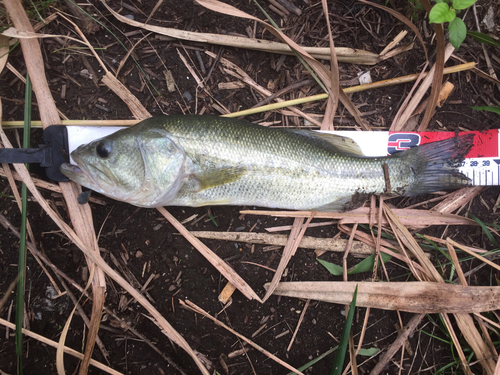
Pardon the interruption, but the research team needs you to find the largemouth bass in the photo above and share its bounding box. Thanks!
[60,115,473,211]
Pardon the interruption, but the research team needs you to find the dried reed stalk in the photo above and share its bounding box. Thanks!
[101,0,380,65]
[0,317,122,375]
[180,299,305,374]
[2,1,107,373]
[262,216,313,302]
[188,230,375,255]
[2,1,208,373]
[384,204,497,374]
[267,281,500,313]
[241,207,476,227]
[157,207,261,301]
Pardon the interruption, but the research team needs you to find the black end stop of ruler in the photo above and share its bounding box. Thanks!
[43,125,70,182]
[0,125,70,182]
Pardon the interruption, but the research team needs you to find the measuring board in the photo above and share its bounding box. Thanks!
[67,127,500,186]
[329,129,500,186]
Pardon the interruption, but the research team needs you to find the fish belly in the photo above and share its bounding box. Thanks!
[169,155,396,210]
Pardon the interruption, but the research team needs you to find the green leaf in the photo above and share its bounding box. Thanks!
[317,258,343,276]
[358,347,381,356]
[429,3,456,23]
[470,105,500,115]
[467,31,500,46]
[452,0,477,10]
[346,255,375,274]
[449,18,467,49]
[347,253,392,274]
[318,253,392,276]
[331,285,358,375]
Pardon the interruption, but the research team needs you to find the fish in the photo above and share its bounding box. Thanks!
[60,115,474,211]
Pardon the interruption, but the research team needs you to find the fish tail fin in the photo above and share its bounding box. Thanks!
[400,133,474,196]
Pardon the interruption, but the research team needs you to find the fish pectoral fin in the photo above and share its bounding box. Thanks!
[195,166,246,191]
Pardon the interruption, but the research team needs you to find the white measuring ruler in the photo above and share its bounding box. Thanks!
[67,126,500,186]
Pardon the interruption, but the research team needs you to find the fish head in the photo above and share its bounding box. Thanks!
[60,128,186,207]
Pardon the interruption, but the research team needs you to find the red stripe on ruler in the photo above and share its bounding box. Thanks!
[388,130,499,158]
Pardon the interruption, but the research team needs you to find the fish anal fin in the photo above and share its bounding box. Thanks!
[314,191,374,212]
[314,195,353,212]
[192,198,234,207]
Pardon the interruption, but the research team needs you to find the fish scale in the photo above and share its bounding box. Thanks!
[60,115,473,210]
[149,117,387,209]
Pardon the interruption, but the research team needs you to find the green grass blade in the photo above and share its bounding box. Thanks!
[468,212,499,247]
[287,346,338,374]
[28,0,44,22]
[357,347,380,356]
[416,234,452,260]
[208,211,218,227]
[331,285,358,375]
[347,253,392,274]
[433,361,458,374]
[469,106,500,115]
[317,258,344,275]
[16,72,32,374]
[359,224,396,241]
[419,329,451,344]
[466,31,500,46]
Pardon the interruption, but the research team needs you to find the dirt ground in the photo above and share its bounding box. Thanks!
[1,0,500,374]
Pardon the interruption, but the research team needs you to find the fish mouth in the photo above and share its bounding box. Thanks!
[60,153,115,190]
[60,161,86,181]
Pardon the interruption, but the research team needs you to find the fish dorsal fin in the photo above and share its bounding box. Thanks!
[288,130,364,156]
[313,132,364,156]
[195,166,247,191]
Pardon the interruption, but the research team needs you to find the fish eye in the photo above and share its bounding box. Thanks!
[96,141,111,158]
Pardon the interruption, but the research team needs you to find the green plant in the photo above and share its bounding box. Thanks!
[15,72,33,375]
[331,285,358,375]
[26,0,59,22]
[467,31,500,46]
[470,106,500,115]
[318,253,392,276]
[408,0,425,22]
[428,0,477,49]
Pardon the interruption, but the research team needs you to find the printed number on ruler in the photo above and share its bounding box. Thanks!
[459,158,500,186]
[387,133,421,155]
